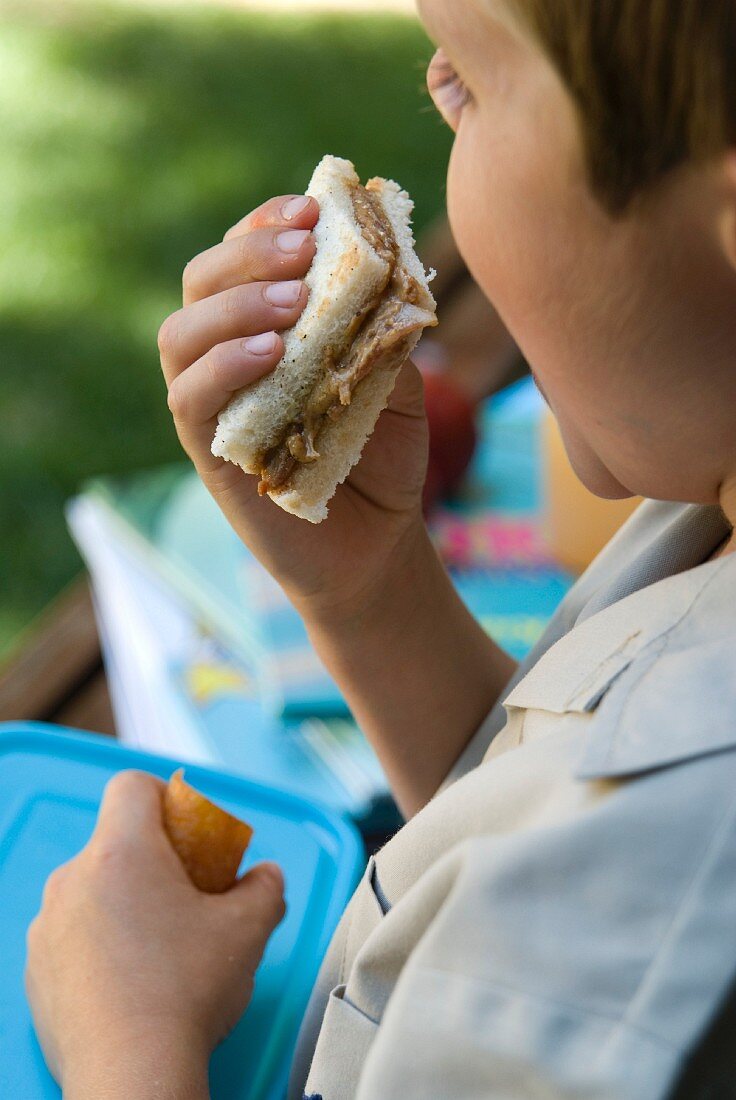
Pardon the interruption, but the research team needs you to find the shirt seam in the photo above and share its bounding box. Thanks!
[409,791,736,1059]
[620,790,736,1032]
[409,965,680,1055]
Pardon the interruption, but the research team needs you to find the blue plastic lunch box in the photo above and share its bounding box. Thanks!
[0,723,364,1099]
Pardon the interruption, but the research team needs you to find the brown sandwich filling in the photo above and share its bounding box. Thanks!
[257,182,426,496]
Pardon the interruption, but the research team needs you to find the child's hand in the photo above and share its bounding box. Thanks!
[159,193,430,625]
[25,771,286,1090]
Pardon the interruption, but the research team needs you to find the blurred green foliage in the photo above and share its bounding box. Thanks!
[0,0,452,661]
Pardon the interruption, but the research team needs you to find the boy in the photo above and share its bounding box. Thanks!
[26,1,736,1096]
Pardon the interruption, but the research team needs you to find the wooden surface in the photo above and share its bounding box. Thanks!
[0,576,115,735]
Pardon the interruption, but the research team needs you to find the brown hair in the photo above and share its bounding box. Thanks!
[510,0,736,211]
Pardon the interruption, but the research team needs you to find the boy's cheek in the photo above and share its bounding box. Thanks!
[447,139,550,351]
[446,133,513,310]
[447,106,606,371]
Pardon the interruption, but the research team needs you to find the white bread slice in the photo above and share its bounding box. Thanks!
[211,155,437,522]
[272,315,425,523]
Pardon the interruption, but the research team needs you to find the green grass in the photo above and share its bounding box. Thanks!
[0,0,453,662]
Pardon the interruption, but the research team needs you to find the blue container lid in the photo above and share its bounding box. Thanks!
[0,723,364,1099]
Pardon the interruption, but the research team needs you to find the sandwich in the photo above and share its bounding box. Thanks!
[211,154,438,523]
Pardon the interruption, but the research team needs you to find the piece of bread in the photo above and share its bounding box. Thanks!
[163,769,253,894]
[211,154,438,523]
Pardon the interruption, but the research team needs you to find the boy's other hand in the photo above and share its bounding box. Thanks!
[25,771,286,1089]
[159,193,430,628]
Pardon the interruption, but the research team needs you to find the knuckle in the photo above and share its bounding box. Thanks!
[157,313,180,358]
[182,258,200,298]
[205,458,245,501]
[86,840,132,884]
[235,232,255,269]
[220,284,246,320]
[26,917,44,963]
[89,837,125,867]
[41,865,67,906]
[205,345,228,387]
[166,376,189,420]
[26,916,39,948]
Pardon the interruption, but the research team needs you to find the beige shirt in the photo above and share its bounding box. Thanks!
[289,499,736,1099]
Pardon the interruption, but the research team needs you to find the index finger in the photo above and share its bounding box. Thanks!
[223,193,319,242]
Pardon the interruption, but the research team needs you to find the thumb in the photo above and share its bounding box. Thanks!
[94,770,167,842]
[386,356,427,420]
[223,862,287,953]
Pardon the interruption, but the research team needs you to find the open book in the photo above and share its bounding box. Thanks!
[67,490,400,830]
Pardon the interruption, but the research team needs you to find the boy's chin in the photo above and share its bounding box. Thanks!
[567,445,634,501]
[552,415,638,500]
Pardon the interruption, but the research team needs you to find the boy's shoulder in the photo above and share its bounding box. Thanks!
[576,546,736,783]
[440,499,735,796]
[503,502,736,783]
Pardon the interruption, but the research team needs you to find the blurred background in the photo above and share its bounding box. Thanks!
[0,12,647,1074]
[0,0,452,661]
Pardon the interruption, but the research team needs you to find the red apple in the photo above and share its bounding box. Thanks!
[420,371,479,514]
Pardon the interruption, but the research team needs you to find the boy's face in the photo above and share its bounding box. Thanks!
[418,0,733,504]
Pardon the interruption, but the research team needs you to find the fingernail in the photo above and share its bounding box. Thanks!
[265,280,303,307]
[281,195,311,220]
[276,229,310,254]
[243,331,279,355]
